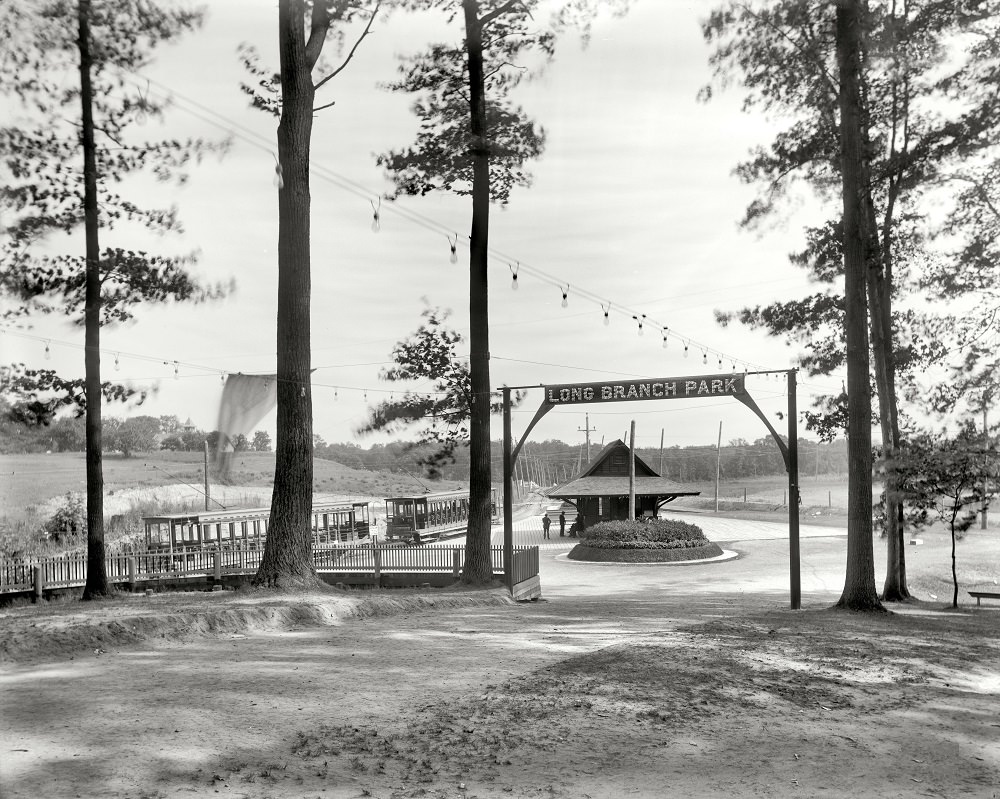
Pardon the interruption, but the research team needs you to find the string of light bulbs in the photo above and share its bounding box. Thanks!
[116,69,772,375]
[5,324,805,429]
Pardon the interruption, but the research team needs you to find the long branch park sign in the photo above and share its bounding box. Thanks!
[544,374,746,406]
[501,369,803,609]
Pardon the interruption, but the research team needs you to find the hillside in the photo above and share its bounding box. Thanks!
[0,451,465,525]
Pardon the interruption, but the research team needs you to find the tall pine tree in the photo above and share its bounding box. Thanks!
[0,0,226,598]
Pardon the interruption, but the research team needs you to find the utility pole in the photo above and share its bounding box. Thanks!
[577,414,596,464]
[204,440,211,511]
[659,428,665,476]
[714,421,722,513]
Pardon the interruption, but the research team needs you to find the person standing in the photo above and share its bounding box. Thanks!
[559,511,566,537]
[542,513,551,539]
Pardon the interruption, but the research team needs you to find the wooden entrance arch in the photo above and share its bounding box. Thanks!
[501,370,801,609]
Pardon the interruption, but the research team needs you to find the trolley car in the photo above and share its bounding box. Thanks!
[142,501,370,558]
[383,488,498,544]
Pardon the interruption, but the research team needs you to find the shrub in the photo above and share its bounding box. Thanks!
[45,492,87,543]
[580,518,708,550]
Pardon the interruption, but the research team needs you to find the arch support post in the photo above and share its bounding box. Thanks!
[503,386,513,594]
[788,369,801,609]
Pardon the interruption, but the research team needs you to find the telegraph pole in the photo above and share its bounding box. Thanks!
[714,421,722,513]
[578,413,596,464]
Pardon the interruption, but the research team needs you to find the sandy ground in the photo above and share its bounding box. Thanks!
[2,517,999,799]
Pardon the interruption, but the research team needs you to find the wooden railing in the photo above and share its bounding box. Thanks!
[512,547,538,586]
[0,544,539,596]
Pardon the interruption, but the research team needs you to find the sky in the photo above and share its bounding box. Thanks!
[3,0,845,453]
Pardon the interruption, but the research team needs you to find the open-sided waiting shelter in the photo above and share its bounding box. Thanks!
[546,439,699,528]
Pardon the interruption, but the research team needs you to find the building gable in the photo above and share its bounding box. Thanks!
[584,440,657,478]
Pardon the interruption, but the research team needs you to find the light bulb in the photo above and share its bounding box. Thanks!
[561,294,568,308]
[702,352,708,365]
[114,353,120,371]
[662,335,668,349]
[683,344,689,358]
[44,342,51,360]
[603,312,610,326]
[371,215,380,233]
[449,247,457,264]
[511,274,518,291]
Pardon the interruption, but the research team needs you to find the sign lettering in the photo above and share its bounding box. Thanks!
[543,373,747,406]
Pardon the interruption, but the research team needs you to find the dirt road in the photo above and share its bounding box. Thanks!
[2,522,998,799]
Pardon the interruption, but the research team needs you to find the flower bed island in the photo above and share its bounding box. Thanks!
[567,518,723,563]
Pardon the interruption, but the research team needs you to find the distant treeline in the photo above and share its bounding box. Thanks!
[0,412,271,457]
[313,436,848,484]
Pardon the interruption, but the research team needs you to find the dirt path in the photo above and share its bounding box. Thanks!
[2,531,999,799]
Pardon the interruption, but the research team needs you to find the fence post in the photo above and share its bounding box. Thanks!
[128,556,137,591]
[213,549,222,585]
[33,565,43,602]
[453,549,461,578]
[373,547,381,588]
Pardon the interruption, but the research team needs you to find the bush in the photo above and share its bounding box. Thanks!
[580,518,708,550]
[45,492,87,543]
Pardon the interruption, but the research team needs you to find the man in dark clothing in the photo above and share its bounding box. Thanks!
[559,511,566,537]
[542,513,551,539]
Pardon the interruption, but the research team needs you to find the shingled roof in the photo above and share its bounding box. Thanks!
[546,439,700,500]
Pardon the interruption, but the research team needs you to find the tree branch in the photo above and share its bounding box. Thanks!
[943,173,1000,222]
[484,61,526,81]
[480,0,522,30]
[736,2,838,101]
[304,0,331,70]
[314,2,381,92]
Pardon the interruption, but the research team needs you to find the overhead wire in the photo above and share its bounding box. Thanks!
[116,68,774,373]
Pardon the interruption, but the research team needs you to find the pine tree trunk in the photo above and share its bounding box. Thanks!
[461,0,495,585]
[863,182,909,601]
[254,0,319,589]
[835,0,884,612]
[877,339,909,600]
[880,297,909,600]
[78,0,111,600]
[866,256,908,600]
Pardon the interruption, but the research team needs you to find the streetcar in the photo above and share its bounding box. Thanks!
[142,501,370,557]
[383,488,499,544]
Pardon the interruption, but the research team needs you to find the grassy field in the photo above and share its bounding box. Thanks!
[0,450,460,516]
[1,452,844,525]
[0,451,465,556]
[677,474,852,508]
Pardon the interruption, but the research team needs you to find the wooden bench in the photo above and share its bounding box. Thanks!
[968,590,1000,606]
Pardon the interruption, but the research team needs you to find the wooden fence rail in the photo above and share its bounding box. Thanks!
[0,544,538,596]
